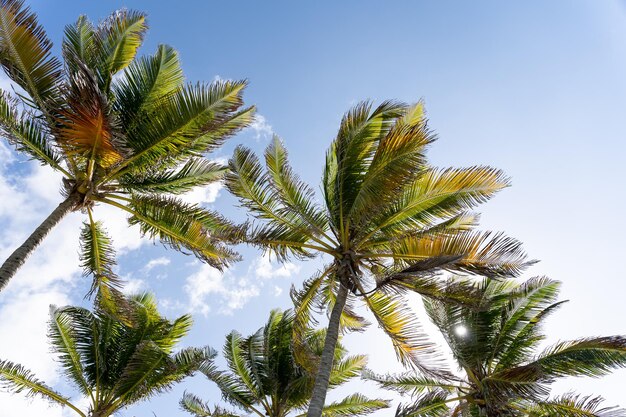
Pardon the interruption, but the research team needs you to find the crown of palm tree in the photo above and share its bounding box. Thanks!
[368,277,626,416]
[0,0,255,292]
[0,292,214,417]
[181,309,389,417]
[225,100,532,417]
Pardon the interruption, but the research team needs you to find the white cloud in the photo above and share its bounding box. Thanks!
[273,286,283,297]
[252,253,300,280]
[143,256,171,273]
[184,264,259,316]
[181,182,223,206]
[248,114,274,141]
[122,278,146,295]
[0,289,70,417]
[183,254,300,316]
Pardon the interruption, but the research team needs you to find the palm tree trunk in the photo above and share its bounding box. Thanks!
[0,194,78,292]
[306,275,349,417]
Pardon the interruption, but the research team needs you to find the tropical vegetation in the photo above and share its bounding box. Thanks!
[367,277,626,416]
[181,308,388,417]
[0,292,213,417]
[226,103,532,417]
[0,0,254,292]
[0,2,624,417]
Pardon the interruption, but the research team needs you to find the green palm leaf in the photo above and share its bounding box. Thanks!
[526,394,626,417]
[0,359,85,416]
[96,9,146,89]
[79,213,121,295]
[0,91,63,169]
[124,194,241,269]
[0,0,62,111]
[318,393,389,417]
[181,391,242,417]
[119,158,226,194]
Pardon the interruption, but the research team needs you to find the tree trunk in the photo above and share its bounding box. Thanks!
[0,194,78,292]
[306,273,349,417]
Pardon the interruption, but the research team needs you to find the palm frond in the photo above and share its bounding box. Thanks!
[369,166,509,240]
[364,370,459,396]
[115,80,253,177]
[526,393,626,417]
[327,354,367,387]
[264,135,329,234]
[0,359,83,415]
[222,331,261,400]
[124,194,241,269]
[114,43,184,130]
[62,15,97,73]
[56,59,124,167]
[227,145,326,260]
[0,0,62,111]
[363,291,445,373]
[48,306,92,397]
[349,102,433,224]
[0,91,63,169]
[319,393,389,417]
[394,389,451,417]
[323,100,407,235]
[511,336,626,382]
[79,216,121,296]
[181,391,242,417]
[390,231,532,277]
[119,158,226,194]
[291,270,328,371]
[490,277,562,371]
[97,9,147,88]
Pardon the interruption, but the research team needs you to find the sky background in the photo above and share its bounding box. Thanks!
[1,0,626,415]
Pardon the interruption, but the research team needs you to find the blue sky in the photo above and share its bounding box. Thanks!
[1,1,626,415]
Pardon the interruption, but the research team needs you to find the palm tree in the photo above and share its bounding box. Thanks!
[0,292,214,417]
[0,1,254,291]
[225,101,532,417]
[367,277,626,416]
[180,308,388,417]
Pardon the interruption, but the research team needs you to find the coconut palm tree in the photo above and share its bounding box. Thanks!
[0,1,254,292]
[0,292,214,417]
[225,101,532,417]
[180,308,388,417]
[367,277,626,416]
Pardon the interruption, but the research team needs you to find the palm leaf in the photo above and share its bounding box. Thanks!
[507,336,626,382]
[349,102,433,223]
[368,166,510,240]
[97,9,146,88]
[124,194,241,269]
[264,135,329,234]
[363,291,444,372]
[318,393,389,417]
[181,391,242,417]
[389,231,532,277]
[119,158,226,194]
[0,359,84,416]
[364,370,459,396]
[62,15,97,73]
[114,80,253,177]
[79,214,121,296]
[526,393,626,417]
[0,91,63,169]
[114,43,184,130]
[48,306,92,397]
[56,60,124,167]
[394,389,451,417]
[0,0,62,111]
[323,100,406,236]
